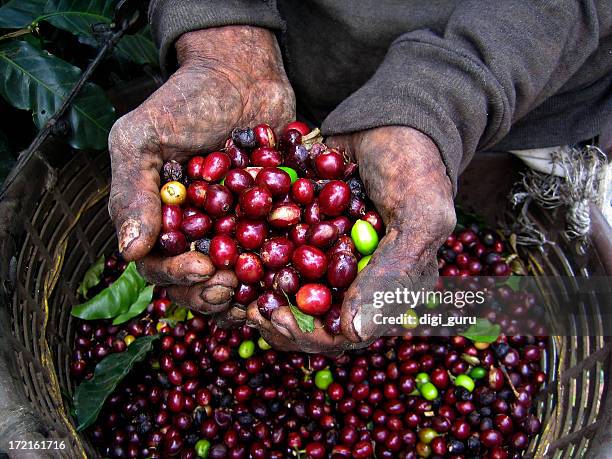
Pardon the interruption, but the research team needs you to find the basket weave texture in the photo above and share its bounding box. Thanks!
[0,149,610,458]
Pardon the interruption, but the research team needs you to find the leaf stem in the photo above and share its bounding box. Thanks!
[0,27,34,43]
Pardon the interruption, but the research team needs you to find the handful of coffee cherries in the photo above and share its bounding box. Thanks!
[157,122,383,331]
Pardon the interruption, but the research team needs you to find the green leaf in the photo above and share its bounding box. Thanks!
[0,0,114,37]
[501,275,521,292]
[71,262,146,320]
[112,285,154,325]
[74,335,159,431]
[289,304,315,333]
[460,319,501,343]
[0,0,41,29]
[160,305,188,327]
[115,26,158,66]
[0,41,116,149]
[77,254,105,299]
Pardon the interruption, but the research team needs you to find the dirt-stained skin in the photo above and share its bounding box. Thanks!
[108,26,294,316]
[248,126,455,353]
[108,26,454,354]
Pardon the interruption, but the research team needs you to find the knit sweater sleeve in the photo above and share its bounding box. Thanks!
[148,0,283,70]
[321,0,609,192]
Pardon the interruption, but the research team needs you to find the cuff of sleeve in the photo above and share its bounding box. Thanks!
[321,31,511,194]
[149,0,283,71]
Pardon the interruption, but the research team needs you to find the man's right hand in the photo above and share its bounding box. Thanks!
[108,26,295,316]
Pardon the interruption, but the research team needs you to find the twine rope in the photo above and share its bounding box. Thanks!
[509,145,606,244]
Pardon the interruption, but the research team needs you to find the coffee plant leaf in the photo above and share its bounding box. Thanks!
[289,303,315,333]
[0,0,114,37]
[460,318,501,343]
[71,262,146,320]
[77,254,105,299]
[0,41,115,149]
[115,26,158,66]
[112,285,155,325]
[74,335,159,431]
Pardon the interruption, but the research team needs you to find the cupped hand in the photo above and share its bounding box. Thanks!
[108,26,295,315]
[247,126,455,352]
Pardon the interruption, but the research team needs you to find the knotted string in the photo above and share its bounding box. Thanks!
[509,145,607,244]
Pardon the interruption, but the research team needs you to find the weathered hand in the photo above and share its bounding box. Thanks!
[247,126,455,352]
[108,26,295,314]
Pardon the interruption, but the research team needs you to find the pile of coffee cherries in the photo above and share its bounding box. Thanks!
[437,226,511,278]
[156,122,383,321]
[72,230,546,459]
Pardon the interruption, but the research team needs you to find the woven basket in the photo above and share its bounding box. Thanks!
[0,144,610,458]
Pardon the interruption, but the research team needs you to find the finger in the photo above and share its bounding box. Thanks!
[324,135,353,154]
[246,302,300,351]
[137,251,215,286]
[325,135,363,164]
[108,113,163,261]
[214,304,247,329]
[167,270,238,314]
[340,226,439,343]
[270,307,350,353]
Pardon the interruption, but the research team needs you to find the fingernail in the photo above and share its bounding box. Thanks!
[200,286,230,304]
[271,320,293,340]
[187,273,211,283]
[230,307,246,320]
[119,219,140,254]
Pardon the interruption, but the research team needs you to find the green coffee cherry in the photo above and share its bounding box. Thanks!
[357,255,372,272]
[277,166,298,183]
[195,439,211,458]
[402,309,419,330]
[351,220,379,255]
[415,372,430,387]
[454,374,475,392]
[238,340,255,359]
[469,366,487,380]
[314,368,333,390]
[257,336,272,350]
[419,382,439,401]
[418,427,438,444]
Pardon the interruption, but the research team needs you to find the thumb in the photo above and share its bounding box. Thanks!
[340,226,439,343]
[108,115,163,261]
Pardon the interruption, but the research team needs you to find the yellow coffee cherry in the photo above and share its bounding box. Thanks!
[160,181,187,205]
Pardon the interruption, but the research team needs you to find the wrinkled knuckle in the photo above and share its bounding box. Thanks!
[246,306,261,324]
